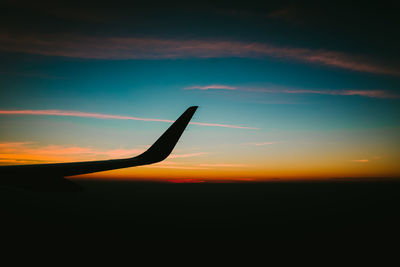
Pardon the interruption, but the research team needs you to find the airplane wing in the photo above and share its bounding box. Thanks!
[0,106,198,191]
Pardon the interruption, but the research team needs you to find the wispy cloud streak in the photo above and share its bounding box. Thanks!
[0,33,398,75]
[249,88,397,99]
[186,85,397,99]
[168,152,208,158]
[0,109,175,122]
[184,85,237,90]
[189,122,258,129]
[0,109,258,130]
[350,159,369,163]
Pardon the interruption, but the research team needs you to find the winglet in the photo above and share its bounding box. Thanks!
[134,106,198,164]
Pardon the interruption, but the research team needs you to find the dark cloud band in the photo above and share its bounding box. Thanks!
[0,33,398,75]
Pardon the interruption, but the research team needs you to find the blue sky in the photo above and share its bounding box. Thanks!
[0,1,399,180]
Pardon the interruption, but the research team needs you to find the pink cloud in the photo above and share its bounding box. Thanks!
[0,109,258,130]
[336,90,395,98]
[0,141,146,164]
[0,141,34,151]
[278,89,396,98]
[168,152,208,159]
[143,160,247,170]
[0,141,209,165]
[0,33,398,75]
[350,159,370,163]
[184,85,237,90]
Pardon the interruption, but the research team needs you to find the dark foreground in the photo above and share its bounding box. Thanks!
[1,179,400,242]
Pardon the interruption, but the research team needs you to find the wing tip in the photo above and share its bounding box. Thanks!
[134,106,198,164]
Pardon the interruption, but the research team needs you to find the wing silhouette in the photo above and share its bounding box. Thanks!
[0,106,198,191]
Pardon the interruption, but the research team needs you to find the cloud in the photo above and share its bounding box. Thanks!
[269,89,396,99]
[332,90,395,98]
[0,33,398,75]
[0,142,146,164]
[0,141,209,165]
[146,165,210,170]
[189,122,258,129]
[186,85,398,99]
[142,159,248,170]
[0,109,258,130]
[168,152,208,159]
[0,109,175,123]
[184,85,237,90]
[350,159,369,163]
[144,160,211,169]
[0,141,34,150]
[147,162,248,169]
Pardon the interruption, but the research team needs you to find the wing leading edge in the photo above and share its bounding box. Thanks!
[0,106,198,190]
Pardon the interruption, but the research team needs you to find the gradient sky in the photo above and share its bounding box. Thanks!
[0,1,399,181]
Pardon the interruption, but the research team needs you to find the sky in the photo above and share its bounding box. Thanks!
[0,1,399,181]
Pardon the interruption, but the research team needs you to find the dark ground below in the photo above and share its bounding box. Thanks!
[1,179,400,243]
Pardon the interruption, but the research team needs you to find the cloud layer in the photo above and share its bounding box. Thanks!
[0,142,207,165]
[0,33,398,75]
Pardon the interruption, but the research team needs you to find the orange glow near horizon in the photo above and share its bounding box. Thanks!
[0,139,399,182]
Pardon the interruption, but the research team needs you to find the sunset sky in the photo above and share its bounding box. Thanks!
[0,1,399,181]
